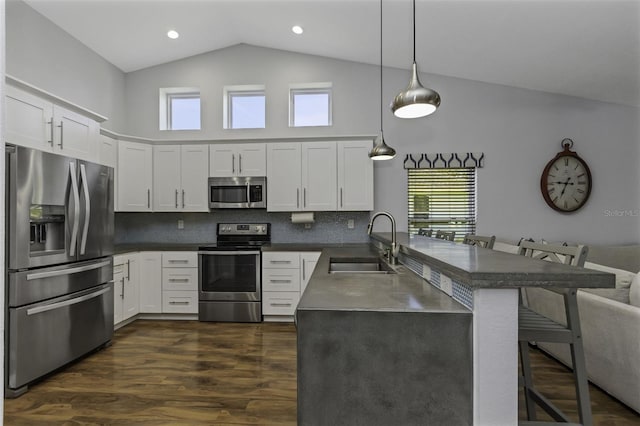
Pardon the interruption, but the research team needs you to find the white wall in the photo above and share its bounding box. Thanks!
[4,1,639,246]
[5,0,126,131]
[123,44,640,246]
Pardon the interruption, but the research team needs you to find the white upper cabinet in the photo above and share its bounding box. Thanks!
[117,140,153,212]
[5,85,53,151]
[209,143,266,177]
[5,85,100,162]
[154,144,208,212]
[337,140,374,211]
[268,141,353,212]
[99,135,118,168]
[302,142,337,211]
[267,143,303,211]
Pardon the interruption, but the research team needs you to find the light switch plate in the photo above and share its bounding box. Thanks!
[422,264,431,280]
[347,219,355,229]
[177,219,184,230]
[441,274,453,296]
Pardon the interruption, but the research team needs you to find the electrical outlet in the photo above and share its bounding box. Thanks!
[305,223,312,229]
[347,219,355,229]
[177,219,184,230]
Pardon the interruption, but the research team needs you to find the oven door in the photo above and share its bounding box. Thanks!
[199,251,261,301]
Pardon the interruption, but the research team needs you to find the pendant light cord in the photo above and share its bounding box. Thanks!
[412,0,416,62]
[380,0,383,133]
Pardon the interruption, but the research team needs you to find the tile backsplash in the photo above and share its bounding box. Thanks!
[115,211,371,245]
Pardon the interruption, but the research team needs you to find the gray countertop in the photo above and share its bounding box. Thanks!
[261,243,362,252]
[297,245,471,314]
[371,232,615,289]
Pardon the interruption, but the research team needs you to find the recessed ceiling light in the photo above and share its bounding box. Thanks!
[292,25,303,35]
[167,30,179,39]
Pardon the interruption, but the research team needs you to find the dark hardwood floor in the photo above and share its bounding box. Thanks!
[4,320,639,425]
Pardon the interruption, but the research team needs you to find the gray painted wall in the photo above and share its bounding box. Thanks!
[124,44,640,245]
[5,1,639,245]
[5,0,126,131]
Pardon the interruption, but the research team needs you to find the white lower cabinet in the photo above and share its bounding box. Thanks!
[113,253,139,326]
[162,252,198,313]
[139,252,162,313]
[262,251,321,321]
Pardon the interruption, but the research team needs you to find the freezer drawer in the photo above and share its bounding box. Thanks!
[7,283,114,392]
[8,257,113,307]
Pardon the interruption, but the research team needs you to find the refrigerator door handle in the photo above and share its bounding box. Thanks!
[79,164,91,255]
[68,162,80,257]
[26,285,111,316]
[26,259,112,281]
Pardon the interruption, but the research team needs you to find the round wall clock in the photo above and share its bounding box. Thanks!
[540,138,592,213]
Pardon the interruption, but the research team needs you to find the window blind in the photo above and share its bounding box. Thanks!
[407,168,477,241]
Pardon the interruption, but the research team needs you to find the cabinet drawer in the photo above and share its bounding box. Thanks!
[262,252,300,269]
[162,252,198,268]
[262,292,300,316]
[162,268,198,291]
[162,291,198,313]
[262,269,300,292]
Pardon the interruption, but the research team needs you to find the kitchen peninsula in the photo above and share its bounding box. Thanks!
[296,233,615,426]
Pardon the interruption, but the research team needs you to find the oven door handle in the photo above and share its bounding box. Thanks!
[198,251,261,256]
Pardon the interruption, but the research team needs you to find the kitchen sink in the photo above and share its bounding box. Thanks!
[328,257,396,274]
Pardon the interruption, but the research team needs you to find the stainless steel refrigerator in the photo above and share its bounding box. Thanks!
[5,144,115,397]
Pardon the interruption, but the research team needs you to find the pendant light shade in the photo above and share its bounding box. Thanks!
[369,0,396,161]
[369,133,396,161]
[391,62,441,118]
[391,0,440,119]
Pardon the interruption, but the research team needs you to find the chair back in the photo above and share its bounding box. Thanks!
[418,228,433,237]
[463,234,496,249]
[435,230,455,241]
[517,240,588,267]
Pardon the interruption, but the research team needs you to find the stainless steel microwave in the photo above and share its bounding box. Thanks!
[208,176,267,209]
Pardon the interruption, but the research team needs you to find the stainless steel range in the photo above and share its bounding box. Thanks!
[198,223,270,322]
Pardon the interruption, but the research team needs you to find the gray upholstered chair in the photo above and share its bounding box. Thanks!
[434,230,455,241]
[517,240,591,426]
[462,234,495,249]
[417,228,433,237]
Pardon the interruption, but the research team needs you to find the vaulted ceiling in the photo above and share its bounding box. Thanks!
[22,0,640,107]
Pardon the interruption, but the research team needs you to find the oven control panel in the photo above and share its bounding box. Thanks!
[217,223,269,235]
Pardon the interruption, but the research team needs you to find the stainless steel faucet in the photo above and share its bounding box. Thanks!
[367,211,399,265]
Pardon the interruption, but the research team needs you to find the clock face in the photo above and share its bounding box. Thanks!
[541,153,592,212]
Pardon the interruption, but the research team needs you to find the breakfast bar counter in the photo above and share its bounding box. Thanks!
[296,234,614,426]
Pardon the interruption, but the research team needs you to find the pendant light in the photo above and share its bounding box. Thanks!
[369,0,396,161]
[391,0,441,119]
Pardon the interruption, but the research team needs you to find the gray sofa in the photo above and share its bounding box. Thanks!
[494,241,640,413]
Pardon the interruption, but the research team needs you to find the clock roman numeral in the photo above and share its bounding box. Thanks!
[576,188,585,194]
[565,158,569,166]
[577,173,585,177]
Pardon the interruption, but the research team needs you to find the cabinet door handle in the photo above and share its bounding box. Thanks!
[175,189,179,208]
[47,118,54,146]
[121,277,125,298]
[239,154,242,174]
[232,154,235,174]
[57,121,64,148]
[168,259,189,263]
[303,188,307,207]
[269,260,291,264]
[169,301,190,305]
[269,279,292,283]
[169,278,190,283]
[340,188,343,208]
[126,260,131,280]
[147,189,151,208]
[182,189,185,208]
[296,188,300,208]
[270,303,292,307]
[302,261,306,281]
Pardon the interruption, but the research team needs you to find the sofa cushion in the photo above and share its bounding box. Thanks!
[630,272,640,308]
[583,261,636,289]
[581,288,630,304]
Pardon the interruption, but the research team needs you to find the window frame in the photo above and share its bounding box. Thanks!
[223,84,266,130]
[289,82,333,127]
[159,87,201,131]
[407,168,477,242]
